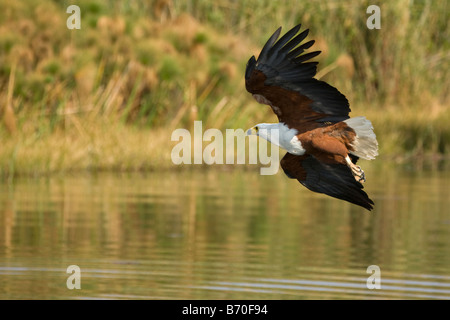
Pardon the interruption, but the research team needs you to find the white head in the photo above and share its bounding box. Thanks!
[246,123,282,147]
[246,122,305,155]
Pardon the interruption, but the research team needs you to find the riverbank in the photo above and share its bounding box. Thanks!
[2,103,449,179]
[1,1,448,177]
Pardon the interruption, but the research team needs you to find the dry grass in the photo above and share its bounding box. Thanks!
[0,0,449,177]
[1,116,172,177]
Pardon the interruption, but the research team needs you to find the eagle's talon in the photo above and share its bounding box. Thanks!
[356,173,366,183]
[345,157,366,183]
[355,170,365,183]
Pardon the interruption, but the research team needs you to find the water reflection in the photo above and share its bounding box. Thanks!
[0,164,449,299]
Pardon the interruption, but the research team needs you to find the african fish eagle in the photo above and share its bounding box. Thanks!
[245,24,378,211]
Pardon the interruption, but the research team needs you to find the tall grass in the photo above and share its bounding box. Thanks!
[0,0,449,177]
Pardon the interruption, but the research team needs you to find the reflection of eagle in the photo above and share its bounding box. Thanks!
[245,24,378,210]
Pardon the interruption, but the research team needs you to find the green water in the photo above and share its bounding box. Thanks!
[1,163,450,299]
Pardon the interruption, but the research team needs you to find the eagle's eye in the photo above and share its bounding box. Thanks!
[255,126,259,132]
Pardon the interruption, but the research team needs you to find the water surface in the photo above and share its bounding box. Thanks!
[0,163,449,299]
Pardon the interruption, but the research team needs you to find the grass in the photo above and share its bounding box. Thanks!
[0,0,449,178]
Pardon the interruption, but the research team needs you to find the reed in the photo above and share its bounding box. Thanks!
[0,0,448,177]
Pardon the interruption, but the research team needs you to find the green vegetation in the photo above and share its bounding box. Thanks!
[0,0,449,177]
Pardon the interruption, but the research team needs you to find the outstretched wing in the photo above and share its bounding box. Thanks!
[245,24,350,134]
[280,153,374,210]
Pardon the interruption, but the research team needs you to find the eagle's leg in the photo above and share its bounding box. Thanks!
[345,155,366,183]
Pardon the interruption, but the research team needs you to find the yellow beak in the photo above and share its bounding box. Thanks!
[246,127,258,136]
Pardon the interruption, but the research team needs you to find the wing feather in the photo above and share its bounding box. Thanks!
[245,24,351,132]
[280,153,374,211]
[286,39,315,59]
[257,27,282,63]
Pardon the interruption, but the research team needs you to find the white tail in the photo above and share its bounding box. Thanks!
[344,116,378,160]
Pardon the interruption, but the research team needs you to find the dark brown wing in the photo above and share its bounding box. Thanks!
[245,24,351,134]
[280,153,374,211]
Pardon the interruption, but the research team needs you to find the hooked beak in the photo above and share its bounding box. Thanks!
[246,127,258,136]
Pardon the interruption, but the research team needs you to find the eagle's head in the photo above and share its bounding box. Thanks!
[246,123,280,146]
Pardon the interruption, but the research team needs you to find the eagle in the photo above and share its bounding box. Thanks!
[245,24,378,211]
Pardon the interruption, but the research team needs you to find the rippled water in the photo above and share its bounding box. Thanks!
[0,163,450,299]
